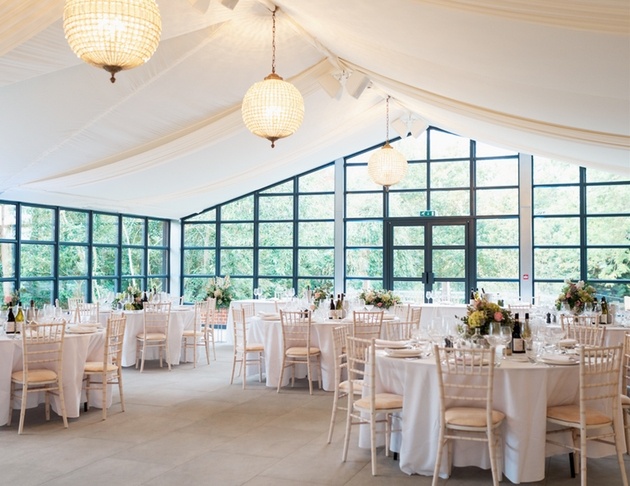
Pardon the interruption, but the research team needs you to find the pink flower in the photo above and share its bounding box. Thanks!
[376,302,383,307]
[4,295,12,304]
[493,312,504,322]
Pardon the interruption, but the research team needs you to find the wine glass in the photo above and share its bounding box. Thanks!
[425,290,433,303]
[497,325,512,358]
[253,288,262,300]
[365,304,374,311]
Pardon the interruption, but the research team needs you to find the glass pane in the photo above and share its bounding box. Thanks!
[534,218,580,245]
[121,277,144,292]
[391,281,424,302]
[148,249,167,275]
[257,278,292,298]
[259,196,293,220]
[220,249,253,275]
[20,281,53,307]
[393,249,424,277]
[59,210,88,243]
[346,164,377,191]
[121,248,144,275]
[184,224,216,247]
[186,209,216,222]
[477,219,518,246]
[93,213,118,244]
[93,247,117,277]
[183,249,215,275]
[299,165,334,192]
[476,142,517,158]
[587,248,630,281]
[389,191,427,217]
[259,222,293,247]
[346,193,383,218]
[534,248,580,279]
[298,249,334,276]
[533,187,580,215]
[477,249,519,278]
[21,206,54,241]
[586,168,629,183]
[393,226,424,246]
[298,222,334,246]
[533,157,580,184]
[0,243,15,278]
[431,190,470,216]
[258,249,293,276]
[261,180,293,194]
[58,245,88,276]
[391,162,427,190]
[433,225,465,246]
[148,220,167,246]
[221,196,254,221]
[93,279,116,302]
[0,204,17,239]
[393,135,427,161]
[299,194,334,220]
[229,278,253,300]
[220,223,253,247]
[58,279,87,304]
[433,249,465,278]
[476,188,518,215]
[429,130,470,159]
[478,281,520,303]
[476,158,518,187]
[587,185,629,214]
[346,221,383,246]
[148,277,166,294]
[346,248,383,278]
[430,161,469,188]
[587,217,630,245]
[20,244,53,277]
[183,277,209,302]
[122,217,144,246]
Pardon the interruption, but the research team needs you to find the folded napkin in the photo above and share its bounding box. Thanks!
[384,348,422,358]
[558,338,577,348]
[540,354,578,365]
[259,312,280,320]
[375,339,410,349]
[67,324,99,334]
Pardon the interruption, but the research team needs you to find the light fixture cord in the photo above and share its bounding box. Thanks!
[385,96,390,143]
[271,8,277,74]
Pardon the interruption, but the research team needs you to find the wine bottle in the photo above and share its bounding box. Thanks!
[600,297,608,324]
[522,312,532,341]
[511,313,525,353]
[6,306,16,334]
[142,291,149,303]
[329,296,335,319]
[470,288,475,303]
[15,301,24,333]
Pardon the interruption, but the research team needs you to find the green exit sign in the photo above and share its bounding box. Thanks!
[419,210,436,217]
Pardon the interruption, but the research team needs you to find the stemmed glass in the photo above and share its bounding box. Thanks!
[497,325,512,358]
[253,288,262,300]
[425,290,433,303]
[365,304,374,311]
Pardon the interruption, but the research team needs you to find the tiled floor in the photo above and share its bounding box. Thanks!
[2,343,628,485]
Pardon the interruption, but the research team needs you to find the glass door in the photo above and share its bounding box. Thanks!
[387,219,470,303]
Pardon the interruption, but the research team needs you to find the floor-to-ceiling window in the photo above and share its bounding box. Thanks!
[181,127,629,304]
[0,202,170,307]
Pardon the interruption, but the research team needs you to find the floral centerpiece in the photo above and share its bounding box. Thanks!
[554,279,595,314]
[206,275,233,309]
[2,288,22,310]
[111,285,143,310]
[460,297,513,338]
[312,284,332,306]
[359,289,401,310]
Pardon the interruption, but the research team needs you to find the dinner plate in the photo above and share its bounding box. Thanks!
[375,339,410,349]
[384,348,421,358]
[539,354,578,365]
[67,326,99,334]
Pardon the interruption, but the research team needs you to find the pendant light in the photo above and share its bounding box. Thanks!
[367,96,408,189]
[63,0,162,83]
[241,8,304,148]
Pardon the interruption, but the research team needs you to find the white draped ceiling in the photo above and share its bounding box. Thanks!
[0,0,628,219]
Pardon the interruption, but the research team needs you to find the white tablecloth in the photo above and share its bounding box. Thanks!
[99,308,195,367]
[0,330,107,425]
[225,300,284,345]
[366,354,624,483]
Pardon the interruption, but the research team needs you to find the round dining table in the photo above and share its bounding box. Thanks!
[363,351,625,483]
[0,329,107,426]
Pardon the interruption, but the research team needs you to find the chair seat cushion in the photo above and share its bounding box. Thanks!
[339,380,363,395]
[182,329,201,337]
[137,332,166,340]
[620,394,630,406]
[286,346,321,356]
[84,361,118,373]
[547,404,611,426]
[355,392,403,411]
[245,343,264,352]
[11,369,57,384]
[445,407,505,427]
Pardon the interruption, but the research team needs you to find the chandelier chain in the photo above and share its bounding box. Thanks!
[386,96,390,143]
[271,8,277,74]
